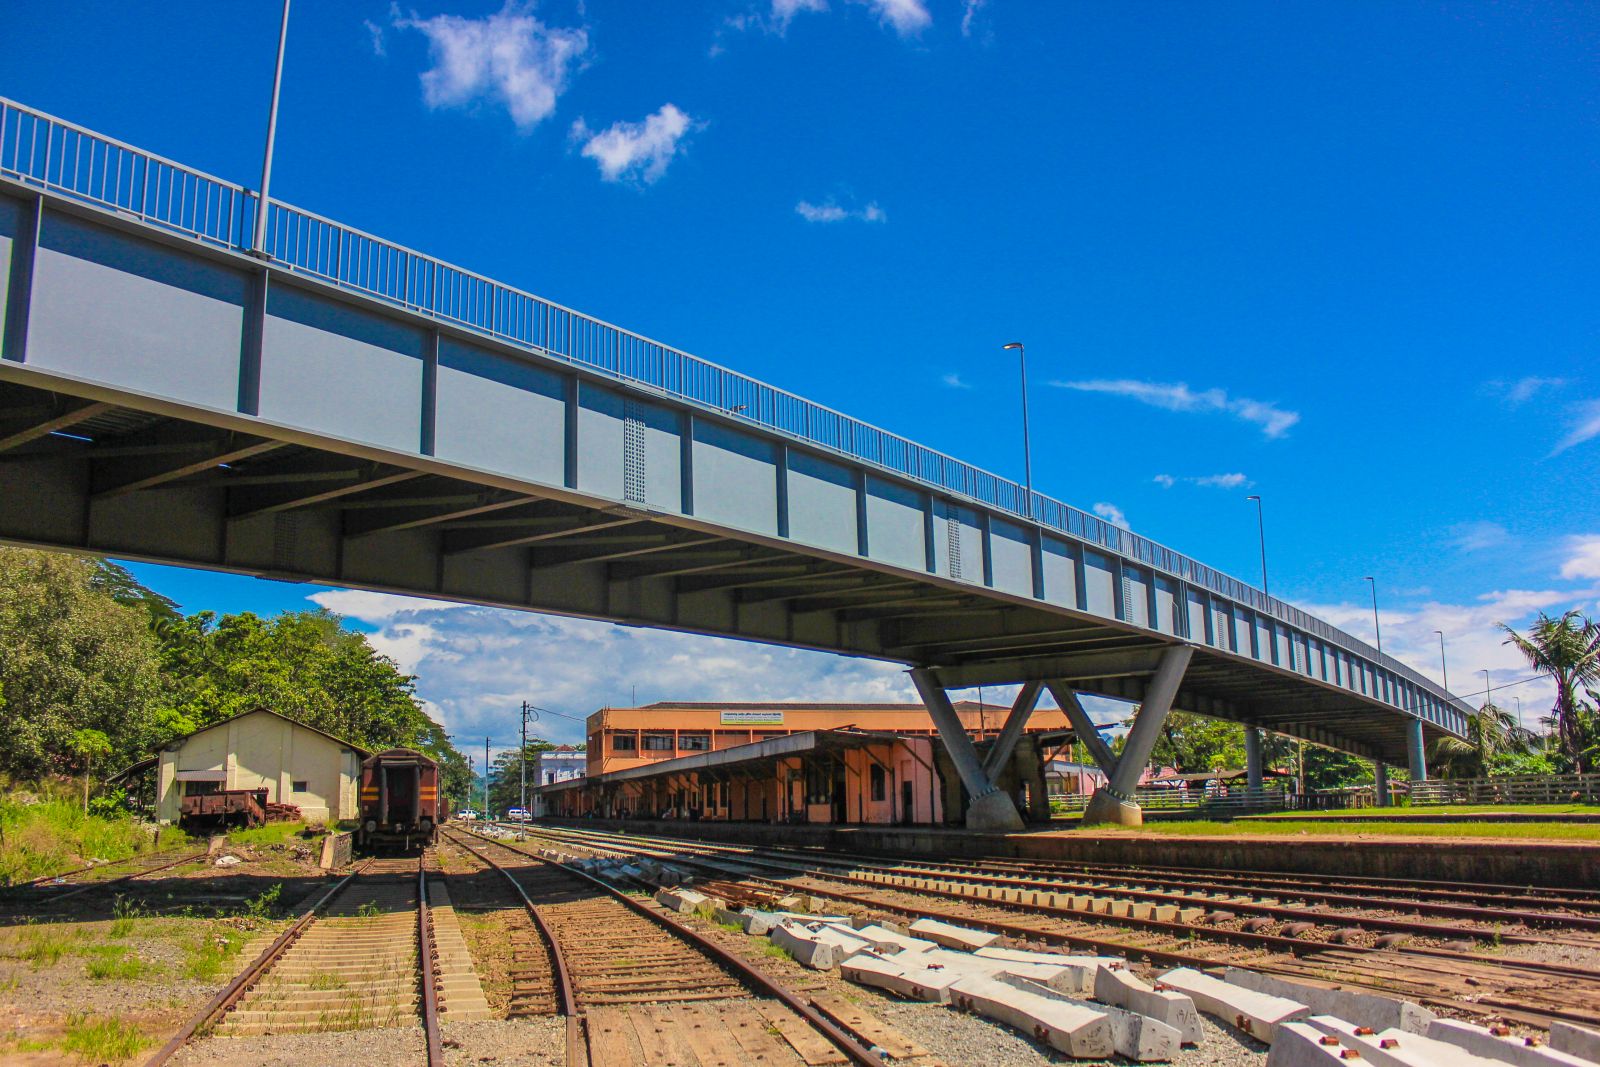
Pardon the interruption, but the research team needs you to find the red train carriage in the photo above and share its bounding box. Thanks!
[357,748,446,851]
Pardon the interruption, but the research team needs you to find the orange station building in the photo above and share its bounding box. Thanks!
[536,700,1075,826]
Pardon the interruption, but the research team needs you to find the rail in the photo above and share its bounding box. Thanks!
[0,95,1468,723]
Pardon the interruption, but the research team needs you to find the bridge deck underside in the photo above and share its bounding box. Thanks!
[0,376,1420,762]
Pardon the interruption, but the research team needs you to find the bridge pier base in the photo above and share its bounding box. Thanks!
[909,668,1026,833]
[1079,645,1194,828]
[1245,727,1264,791]
[1406,717,1428,783]
[1374,761,1390,807]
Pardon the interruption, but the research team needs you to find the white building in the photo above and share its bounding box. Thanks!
[531,745,586,816]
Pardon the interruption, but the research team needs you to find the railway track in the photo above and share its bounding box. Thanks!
[507,821,1600,1031]
[1,847,210,908]
[146,855,444,1067]
[442,827,897,1067]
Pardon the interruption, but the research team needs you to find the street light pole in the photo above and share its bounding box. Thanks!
[252,0,292,255]
[1245,495,1269,595]
[1363,577,1382,654]
[484,736,490,820]
[1434,630,1449,692]
[1482,669,1491,713]
[518,701,540,840]
[1002,342,1033,517]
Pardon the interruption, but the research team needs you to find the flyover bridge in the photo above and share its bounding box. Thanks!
[0,99,1469,828]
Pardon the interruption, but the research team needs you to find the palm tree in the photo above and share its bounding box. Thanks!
[1500,612,1600,774]
[1429,701,1536,779]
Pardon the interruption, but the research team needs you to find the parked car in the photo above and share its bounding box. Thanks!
[456,809,479,821]
[506,807,530,822]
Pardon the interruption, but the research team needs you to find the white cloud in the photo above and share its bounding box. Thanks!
[941,373,971,389]
[1152,472,1252,490]
[1485,376,1568,406]
[861,0,932,35]
[1053,379,1300,439]
[304,594,914,750]
[1551,398,1600,456]
[573,104,697,184]
[364,18,386,56]
[773,0,829,30]
[795,198,885,223]
[1092,502,1128,529]
[392,3,589,131]
[960,0,987,37]
[1447,521,1511,553]
[1561,535,1600,581]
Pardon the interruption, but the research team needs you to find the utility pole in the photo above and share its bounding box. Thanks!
[252,0,291,255]
[518,701,540,840]
[484,736,490,820]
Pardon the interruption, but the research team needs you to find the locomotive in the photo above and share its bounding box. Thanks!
[356,748,446,851]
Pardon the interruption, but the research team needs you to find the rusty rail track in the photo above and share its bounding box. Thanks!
[511,821,1600,1030]
[146,855,443,1067]
[3,849,210,907]
[446,827,884,1067]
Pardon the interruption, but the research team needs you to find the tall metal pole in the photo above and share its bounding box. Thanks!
[1482,669,1491,713]
[483,736,490,820]
[519,702,534,840]
[251,0,291,255]
[1434,630,1449,692]
[1364,576,1382,653]
[1002,342,1032,518]
[1246,495,1269,595]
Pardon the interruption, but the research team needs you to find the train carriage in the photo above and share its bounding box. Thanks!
[356,748,446,851]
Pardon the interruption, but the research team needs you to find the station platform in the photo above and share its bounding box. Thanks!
[543,817,1600,889]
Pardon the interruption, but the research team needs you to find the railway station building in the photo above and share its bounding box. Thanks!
[539,699,1076,826]
[147,708,367,825]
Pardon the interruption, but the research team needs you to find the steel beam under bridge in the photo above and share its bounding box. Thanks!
[0,105,1470,820]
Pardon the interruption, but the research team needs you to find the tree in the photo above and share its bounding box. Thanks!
[1501,612,1600,774]
[0,548,167,778]
[1428,701,1538,779]
[488,739,558,815]
[68,729,111,811]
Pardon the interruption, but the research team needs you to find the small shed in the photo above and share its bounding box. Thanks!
[154,708,368,825]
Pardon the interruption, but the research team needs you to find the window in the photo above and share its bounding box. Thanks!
[612,732,638,752]
[292,780,308,793]
[679,734,710,751]
[183,780,220,796]
[643,734,675,751]
[869,764,887,802]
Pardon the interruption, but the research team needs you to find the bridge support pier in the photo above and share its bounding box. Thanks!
[1245,727,1264,792]
[1405,717,1428,783]
[909,669,1026,833]
[1374,761,1389,807]
[1078,645,1194,828]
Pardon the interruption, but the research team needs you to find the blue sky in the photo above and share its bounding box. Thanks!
[4,1,1597,750]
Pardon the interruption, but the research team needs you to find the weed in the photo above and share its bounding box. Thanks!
[85,952,155,982]
[761,942,793,961]
[0,789,167,886]
[183,929,246,980]
[14,928,75,969]
[58,1015,151,1063]
[356,901,381,919]
[241,883,283,924]
[716,919,744,933]
[307,972,347,991]
[108,895,148,938]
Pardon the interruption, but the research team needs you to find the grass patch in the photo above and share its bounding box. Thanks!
[228,821,318,849]
[58,1015,151,1063]
[84,944,156,982]
[0,789,183,886]
[3,926,80,969]
[1249,802,1600,818]
[761,942,793,961]
[1130,819,1600,840]
[182,928,249,980]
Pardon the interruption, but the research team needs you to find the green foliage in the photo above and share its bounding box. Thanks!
[487,738,560,814]
[1430,702,1541,779]
[182,929,247,980]
[57,1014,151,1063]
[0,790,158,886]
[0,548,167,778]
[83,943,155,981]
[1500,612,1600,774]
[1144,713,1248,773]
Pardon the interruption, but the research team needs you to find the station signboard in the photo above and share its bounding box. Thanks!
[719,711,785,725]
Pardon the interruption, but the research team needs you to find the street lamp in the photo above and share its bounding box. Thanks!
[1363,577,1382,654]
[1434,630,1449,692]
[1245,495,1269,595]
[1001,342,1033,517]
[252,0,292,255]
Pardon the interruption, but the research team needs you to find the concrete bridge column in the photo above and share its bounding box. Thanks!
[909,669,1025,832]
[1082,645,1194,828]
[1406,717,1428,783]
[1245,727,1264,792]
[1373,761,1389,807]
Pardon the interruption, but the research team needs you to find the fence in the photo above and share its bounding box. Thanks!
[1052,785,1303,816]
[0,96,1470,725]
[1401,774,1600,806]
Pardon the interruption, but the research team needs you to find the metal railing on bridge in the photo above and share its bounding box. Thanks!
[0,97,1468,722]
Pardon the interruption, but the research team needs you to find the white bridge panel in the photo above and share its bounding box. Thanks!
[934,500,982,583]
[435,340,565,487]
[989,518,1033,597]
[28,213,244,411]
[866,476,926,572]
[1083,549,1116,618]
[786,449,857,555]
[692,419,775,534]
[1041,538,1076,608]
[260,285,424,454]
